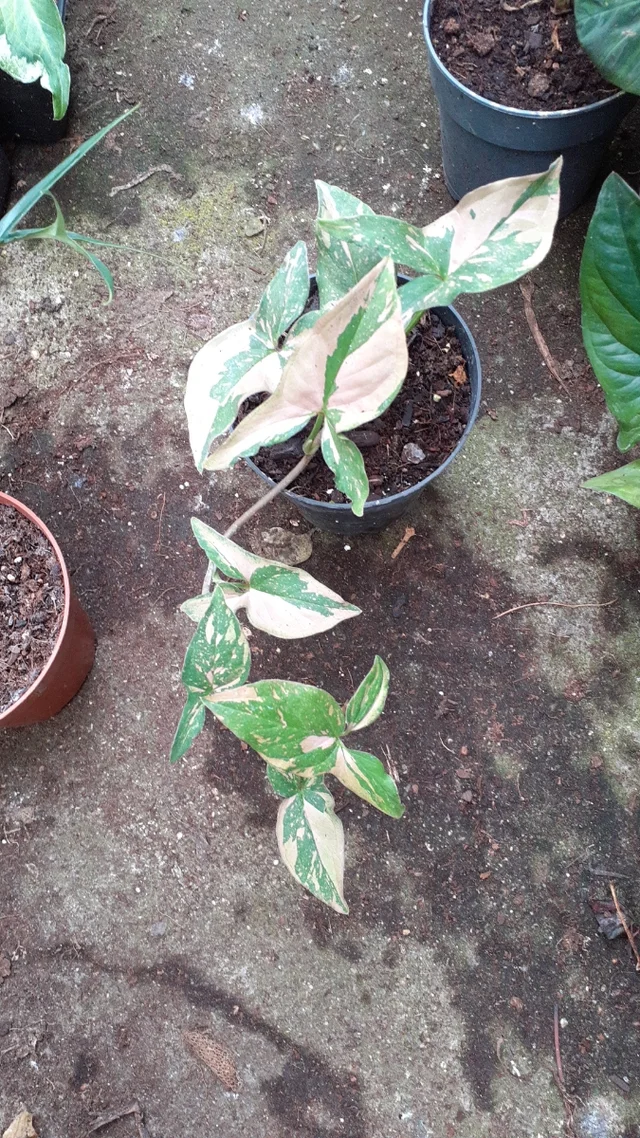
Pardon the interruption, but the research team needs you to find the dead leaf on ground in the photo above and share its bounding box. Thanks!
[183,1030,239,1091]
[3,1112,37,1138]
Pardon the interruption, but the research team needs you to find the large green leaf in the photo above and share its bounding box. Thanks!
[205,679,345,774]
[580,174,640,451]
[170,693,206,764]
[584,459,640,507]
[317,162,561,324]
[575,0,640,95]
[345,655,390,731]
[331,744,404,818]
[0,0,70,119]
[276,781,348,913]
[315,181,379,307]
[189,520,360,638]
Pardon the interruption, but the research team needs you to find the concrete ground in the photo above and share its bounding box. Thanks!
[1,1,640,1136]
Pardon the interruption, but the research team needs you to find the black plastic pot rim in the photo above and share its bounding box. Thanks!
[245,303,481,522]
[422,0,628,122]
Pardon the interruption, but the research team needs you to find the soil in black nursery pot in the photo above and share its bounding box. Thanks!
[430,0,617,111]
[0,506,64,712]
[244,312,472,503]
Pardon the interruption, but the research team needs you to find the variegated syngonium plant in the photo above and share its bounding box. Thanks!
[185,160,561,515]
[172,523,401,914]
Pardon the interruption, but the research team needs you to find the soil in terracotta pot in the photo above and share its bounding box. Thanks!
[0,505,64,713]
[430,0,617,112]
[243,312,472,503]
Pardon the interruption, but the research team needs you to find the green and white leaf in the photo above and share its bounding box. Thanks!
[580,173,640,451]
[575,0,640,95]
[277,781,348,913]
[180,581,247,623]
[181,586,251,696]
[0,0,70,119]
[321,413,369,515]
[191,519,360,637]
[331,743,404,818]
[205,679,344,774]
[185,242,310,470]
[318,161,562,324]
[584,460,640,508]
[266,764,302,797]
[170,693,206,764]
[315,180,380,306]
[345,655,390,731]
[204,257,408,469]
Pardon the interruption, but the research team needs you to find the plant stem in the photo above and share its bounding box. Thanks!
[303,412,324,455]
[201,448,316,593]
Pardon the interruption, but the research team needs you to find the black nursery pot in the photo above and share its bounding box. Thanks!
[422,0,636,218]
[245,303,482,536]
[0,147,10,214]
[0,0,69,144]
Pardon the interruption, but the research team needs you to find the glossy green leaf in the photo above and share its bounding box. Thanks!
[580,173,640,451]
[190,520,361,639]
[321,413,369,516]
[255,239,309,344]
[276,781,348,913]
[345,655,390,731]
[331,744,404,817]
[575,0,640,95]
[583,459,640,507]
[181,586,251,696]
[315,180,379,306]
[170,693,206,764]
[266,765,302,797]
[205,679,344,774]
[0,0,70,119]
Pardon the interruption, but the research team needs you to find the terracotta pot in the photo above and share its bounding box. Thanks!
[0,491,95,727]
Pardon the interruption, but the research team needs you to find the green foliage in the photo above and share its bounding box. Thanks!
[584,460,640,508]
[0,0,69,118]
[575,0,640,95]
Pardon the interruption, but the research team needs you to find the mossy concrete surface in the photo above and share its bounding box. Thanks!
[1,2,640,1136]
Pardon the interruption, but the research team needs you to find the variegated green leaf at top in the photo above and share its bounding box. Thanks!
[331,743,403,818]
[204,257,408,470]
[575,0,640,96]
[205,679,344,774]
[191,519,360,638]
[583,460,640,508]
[266,764,302,797]
[315,180,380,307]
[345,655,390,731]
[185,242,310,471]
[318,162,562,324]
[277,781,348,913]
[580,173,640,451]
[0,0,70,119]
[170,693,206,764]
[321,413,369,516]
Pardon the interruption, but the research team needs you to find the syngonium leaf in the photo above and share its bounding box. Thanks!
[203,257,408,472]
[0,0,70,119]
[170,586,251,763]
[277,780,348,913]
[315,181,379,307]
[575,0,640,95]
[345,655,390,731]
[185,241,313,470]
[580,173,640,451]
[583,460,640,508]
[186,519,361,637]
[331,744,404,818]
[316,162,562,324]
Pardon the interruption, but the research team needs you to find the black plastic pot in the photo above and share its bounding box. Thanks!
[0,146,10,214]
[0,0,69,144]
[245,302,481,536]
[422,0,636,218]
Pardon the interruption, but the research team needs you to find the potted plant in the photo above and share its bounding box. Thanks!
[423,0,639,217]
[580,171,640,508]
[0,0,70,142]
[173,164,561,912]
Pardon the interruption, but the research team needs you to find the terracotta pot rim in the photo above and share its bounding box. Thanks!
[0,490,71,723]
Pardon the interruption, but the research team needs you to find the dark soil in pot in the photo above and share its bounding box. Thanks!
[430,0,616,111]
[242,312,471,504]
[0,505,64,713]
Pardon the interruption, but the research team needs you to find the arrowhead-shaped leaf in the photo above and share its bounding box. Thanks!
[321,413,369,515]
[318,162,561,324]
[345,655,390,731]
[575,0,640,95]
[0,0,70,119]
[185,242,310,470]
[205,679,344,774]
[315,180,379,306]
[190,519,361,637]
[331,743,404,818]
[584,460,640,507]
[580,173,640,451]
[170,693,206,764]
[204,257,408,469]
[277,781,348,913]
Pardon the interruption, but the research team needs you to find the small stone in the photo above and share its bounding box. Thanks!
[401,443,425,465]
[525,29,543,50]
[527,72,551,98]
[250,526,313,565]
[443,17,460,33]
[467,31,495,57]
